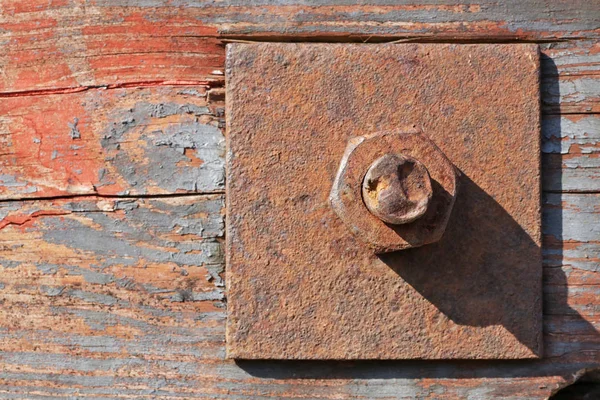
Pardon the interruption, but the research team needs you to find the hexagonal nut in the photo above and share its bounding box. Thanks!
[329,129,458,253]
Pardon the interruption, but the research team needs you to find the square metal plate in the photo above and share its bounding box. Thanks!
[226,43,541,359]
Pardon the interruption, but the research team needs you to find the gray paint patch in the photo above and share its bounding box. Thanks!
[150,103,209,118]
[0,174,26,187]
[37,263,59,275]
[40,286,65,297]
[0,260,21,269]
[63,265,116,285]
[177,88,206,98]
[69,289,119,306]
[100,102,224,193]
[114,200,139,211]
[542,116,600,155]
[41,198,225,289]
[68,117,81,139]
[206,264,225,287]
[0,203,19,221]
[169,289,224,302]
[0,175,38,194]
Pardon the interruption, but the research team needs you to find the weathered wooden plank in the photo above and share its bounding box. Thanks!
[542,115,600,156]
[0,2,598,93]
[3,103,597,200]
[0,194,225,293]
[209,1,600,41]
[543,154,600,193]
[0,362,570,400]
[540,42,600,115]
[0,195,229,396]
[541,41,600,77]
[0,193,598,398]
[542,114,600,193]
[543,193,600,291]
[3,0,599,44]
[0,3,225,92]
[0,40,596,202]
[542,75,600,114]
[545,246,600,287]
[545,316,600,361]
[0,85,225,199]
[0,75,596,201]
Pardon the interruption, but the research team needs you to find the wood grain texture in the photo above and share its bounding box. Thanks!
[0,42,598,199]
[540,40,600,115]
[0,194,599,398]
[2,95,598,198]
[0,0,599,398]
[0,85,225,199]
[542,114,600,193]
[0,2,597,93]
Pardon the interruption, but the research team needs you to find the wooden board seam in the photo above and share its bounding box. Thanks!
[0,80,224,99]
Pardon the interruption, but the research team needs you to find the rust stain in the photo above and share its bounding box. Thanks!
[226,43,542,360]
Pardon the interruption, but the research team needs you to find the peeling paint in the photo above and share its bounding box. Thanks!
[40,286,65,297]
[35,198,225,271]
[0,174,26,188]
[542,116,600,155]
[100,102,225,193]
[68,117,81,139]
[0,260,21,269]
[169,289,224,302]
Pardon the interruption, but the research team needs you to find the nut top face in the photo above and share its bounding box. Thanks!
[330,130,458,253]
[362,154,433,225]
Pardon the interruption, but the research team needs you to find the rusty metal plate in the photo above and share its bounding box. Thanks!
[226,43,541,360]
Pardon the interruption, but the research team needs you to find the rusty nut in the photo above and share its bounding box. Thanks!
[330,130,458,253]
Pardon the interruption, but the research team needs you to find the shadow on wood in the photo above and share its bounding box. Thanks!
[235,52,600,381]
